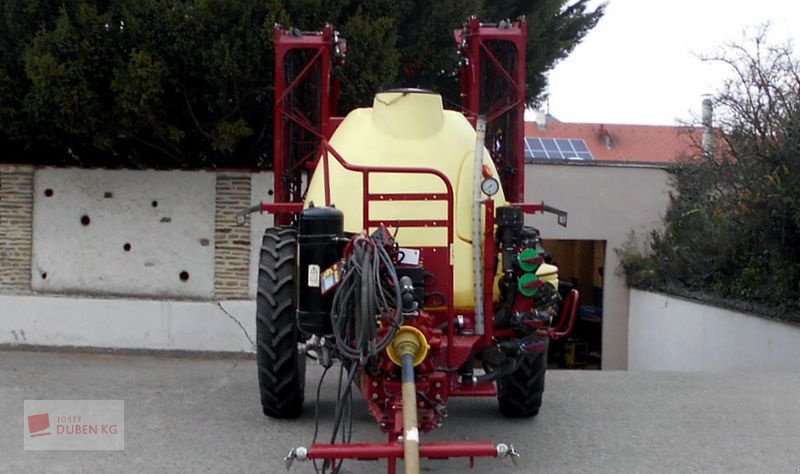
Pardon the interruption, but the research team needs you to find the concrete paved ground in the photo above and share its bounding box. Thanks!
[2,349,799,473]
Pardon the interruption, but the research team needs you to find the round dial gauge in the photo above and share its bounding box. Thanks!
[480,177,500,196]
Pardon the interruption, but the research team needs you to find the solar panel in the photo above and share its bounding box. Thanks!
[523,139,535,159]
[571,140,589,152]
[555,139,572,151]
[524,138,594,161]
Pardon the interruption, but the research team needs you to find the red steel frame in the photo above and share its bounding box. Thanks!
[307,441,500,473]
[273,25,345,224]
[270,18,528,218]
[317,140,456,337]
[457,17,528,203]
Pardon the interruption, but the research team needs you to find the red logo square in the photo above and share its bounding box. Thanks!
[28,413,50,437]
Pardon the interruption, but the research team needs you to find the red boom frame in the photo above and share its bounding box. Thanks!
[272,25,345,224]
[457,17,528,203]
[270,18,528,215]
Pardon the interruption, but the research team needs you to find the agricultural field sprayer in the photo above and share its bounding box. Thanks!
[238,17,579,474]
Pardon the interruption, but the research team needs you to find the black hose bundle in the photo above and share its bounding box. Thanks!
[330,234,403,363]
[317,233,403,473]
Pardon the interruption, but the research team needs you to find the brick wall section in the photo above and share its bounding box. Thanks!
[0,164,34,292]
[214,174,252,299]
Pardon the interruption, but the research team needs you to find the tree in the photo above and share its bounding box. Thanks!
[8,0,281,168]
[0,0,604,168]
[0,1,66,159]
[382,1,606,109]
[621,27,800,319]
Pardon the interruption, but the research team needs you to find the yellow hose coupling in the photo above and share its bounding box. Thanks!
[386,325,430,367]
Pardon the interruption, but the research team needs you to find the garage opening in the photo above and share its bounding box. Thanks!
[543,239,605,370]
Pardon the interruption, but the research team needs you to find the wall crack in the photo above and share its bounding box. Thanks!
[216,302,255,349]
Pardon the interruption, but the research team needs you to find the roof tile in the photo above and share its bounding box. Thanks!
[525,121,700,164]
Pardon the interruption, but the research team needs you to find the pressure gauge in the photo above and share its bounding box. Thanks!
[480,177,500,196]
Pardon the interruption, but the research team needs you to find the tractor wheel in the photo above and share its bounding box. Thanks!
[256,226,305,418]
[497,340,548,417]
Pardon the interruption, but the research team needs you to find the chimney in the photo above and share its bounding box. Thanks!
[535,110,547,130]
[702,98,714,158]
[599,124,614,149]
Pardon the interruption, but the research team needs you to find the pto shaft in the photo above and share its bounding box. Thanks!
[391,327,425,474]
[401,353,419,474]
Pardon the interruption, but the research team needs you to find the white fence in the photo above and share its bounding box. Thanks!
[628,289,800,372]
[0,294,255,353]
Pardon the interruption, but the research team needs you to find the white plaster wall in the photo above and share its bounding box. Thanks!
[32,169,216,298]
[628,289,800,372]
[248,171,275,298]
[524,163,671,369]
[0,295,255,353]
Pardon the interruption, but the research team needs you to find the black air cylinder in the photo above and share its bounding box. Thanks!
[496,206,524,241]
[495,206,524,273]
[297,206,344,335]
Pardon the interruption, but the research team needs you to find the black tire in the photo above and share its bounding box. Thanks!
[256,226,305,418]
[497,340,548,417]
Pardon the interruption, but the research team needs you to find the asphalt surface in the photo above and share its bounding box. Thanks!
[2,349,799,474]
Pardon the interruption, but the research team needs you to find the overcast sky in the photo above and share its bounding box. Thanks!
[542,0,800,126]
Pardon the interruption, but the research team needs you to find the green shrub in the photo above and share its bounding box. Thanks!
[620,28,800,323]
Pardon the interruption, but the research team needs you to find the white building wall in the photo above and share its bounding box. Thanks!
[32,169,216,298]
[629,289,800,372]
[524,163,671,369]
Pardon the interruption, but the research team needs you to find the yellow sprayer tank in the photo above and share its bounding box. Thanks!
[305,90,556,308]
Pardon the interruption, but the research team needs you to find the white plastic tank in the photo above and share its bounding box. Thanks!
[304,90,506,308]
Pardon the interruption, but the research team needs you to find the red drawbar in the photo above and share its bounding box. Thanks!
[308,440,497,460]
